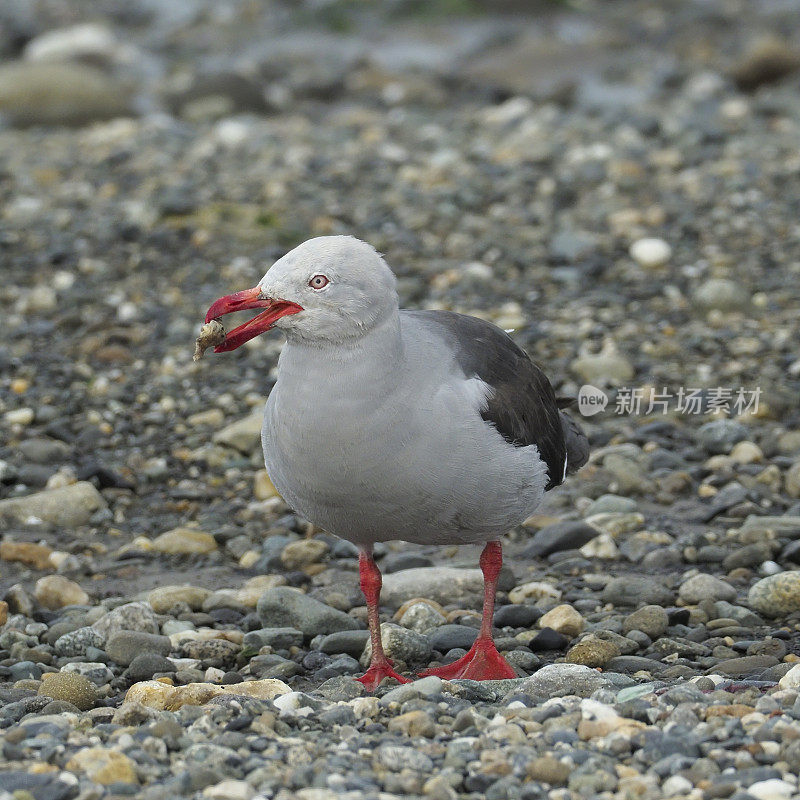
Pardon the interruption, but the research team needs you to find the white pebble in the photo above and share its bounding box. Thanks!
[662,775,693,796]
[629,237,672,268]
[5,408,35,426]
[748,779,794,800]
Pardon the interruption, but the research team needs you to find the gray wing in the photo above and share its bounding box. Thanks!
[405,309,587,490]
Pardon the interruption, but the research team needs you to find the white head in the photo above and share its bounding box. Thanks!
[203,236,399,351]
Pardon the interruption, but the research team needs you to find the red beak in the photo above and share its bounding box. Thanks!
[204,286,303,353]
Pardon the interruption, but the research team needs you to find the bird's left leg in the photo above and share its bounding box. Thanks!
[418,540,517,681]
[356,548,411,690]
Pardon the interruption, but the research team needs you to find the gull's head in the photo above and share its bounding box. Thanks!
[203,236,398,350]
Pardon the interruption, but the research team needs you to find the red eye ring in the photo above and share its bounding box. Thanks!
[309,274,329,289]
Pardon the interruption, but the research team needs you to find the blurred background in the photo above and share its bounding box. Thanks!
[1,0,799,590]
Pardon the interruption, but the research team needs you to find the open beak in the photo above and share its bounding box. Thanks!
[204,286,303,352]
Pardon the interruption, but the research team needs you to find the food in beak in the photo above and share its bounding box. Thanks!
[193,319,227,361]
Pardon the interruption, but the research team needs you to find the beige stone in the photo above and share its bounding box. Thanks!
[280,539,329,569]
[508,581,561,604]
[0,541,53,570]
[212,412,262,453]
[538,604,585,638]
[387,709,437,737]
[34,575,89,609]
[124,678,291,710]
[152,528,217,555]
[566,636,620,667]
[0,601,7,626]
[147,585,211,613]
[0,481,106,527]
[254,469,280,500]
[66,747,138,785]
[39,672,97,710]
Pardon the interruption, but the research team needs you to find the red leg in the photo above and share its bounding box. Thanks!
[418,541,516,681]
[356,549,410,690]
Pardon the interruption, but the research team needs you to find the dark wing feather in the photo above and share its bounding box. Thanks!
[406,310,584,491]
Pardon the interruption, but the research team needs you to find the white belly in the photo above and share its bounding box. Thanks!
[261,380,547,547]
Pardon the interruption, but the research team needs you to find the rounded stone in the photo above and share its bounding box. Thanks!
[147,585,211,613]
[280,539,329,569]
[629,237,672,269]
[694,278,750,311]
[538,604,585,638]
[527,756,570,785]
[38,671,98,710]
[602,576,673,607]
[566,637,620,667]
[749,572,800,617]
[106,630,172,666]
[622,605,668,638]
[65,747,138,785]
[126,652,175,681]
[34,575,89,609]
[152,527,217,555]
[679,573,737,604]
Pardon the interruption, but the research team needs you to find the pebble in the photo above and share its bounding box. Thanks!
[749,572,800,616]
[38,672,97,710]
[148,585,211,613]
[679,573,737,604]
[522,520,600,558]
[65,747,138,785]
[280,538,329,569]
[622,605,669,638]
[538,604,585,637]
[33,575,89,609]
[212,412,263,452]
[629,237,672,268]
[380,567,484,608]
[361,623,431,668]
[93,601,159,638]
[54,626,106,657]
[602,576,673,607]
[697,420,750,454]
[397,600,447,633]
[509,580,562,604]
[517,663,609,698]
[106,630,172,665]
[694,278,750,311]
[0,481,106,527]
[253,469,280,500]
[125,678,291,709]
[0,541,54,570]
[566,636,621,667]
[152,527,218,555]
[126,652,175,681]
[257,587,360,636]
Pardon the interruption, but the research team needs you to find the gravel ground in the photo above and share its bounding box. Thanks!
[2,1,800,799]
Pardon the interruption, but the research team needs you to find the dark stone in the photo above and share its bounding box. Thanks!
[126,653,175,681]
[318,630,370,658]
[604,656,669,676]
[429,625,479,653]
[381,552,434,573]
[528,628,569,652]
[712,655,780,677]
[0,771,76,800]
[520,521,599,558]
[494,604,541,628]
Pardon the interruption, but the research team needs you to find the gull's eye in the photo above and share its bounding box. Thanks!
[308,274,329,290]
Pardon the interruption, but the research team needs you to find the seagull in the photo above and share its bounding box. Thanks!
[203,236,589,689]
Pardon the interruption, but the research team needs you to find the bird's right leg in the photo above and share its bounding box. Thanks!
[356,548,410,690]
